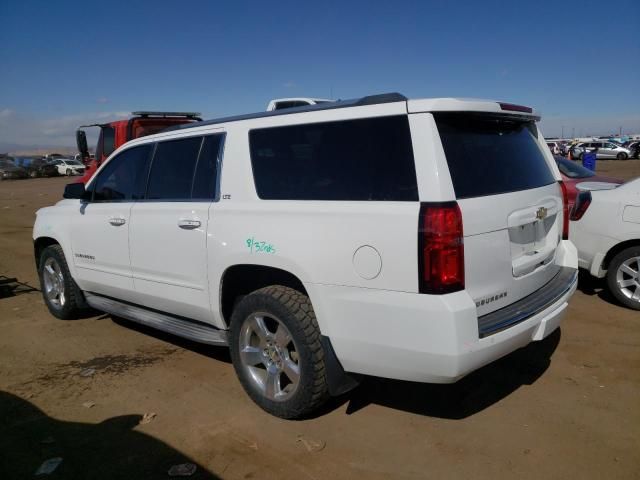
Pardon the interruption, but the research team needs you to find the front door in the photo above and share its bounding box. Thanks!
[71,144,153,302]
[129,133,224,323]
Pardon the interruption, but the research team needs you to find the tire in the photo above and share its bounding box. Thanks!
[577,152,584,161]
[38,244,86,319]
[616,152,627,160]
[29,170,38,178]
[606,246,640,311]
[66,168,72,176]
[229,285,329,419]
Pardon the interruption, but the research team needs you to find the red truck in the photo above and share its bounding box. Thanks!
[76,111,201,183]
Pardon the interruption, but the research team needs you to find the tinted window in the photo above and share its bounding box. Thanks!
[93,145,152,201]
[146,137,203,200]
[435,113,555,199]
[249,116,418,201]
[192,135,223,199]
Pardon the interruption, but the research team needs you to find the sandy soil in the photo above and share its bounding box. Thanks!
[1,162,639,479]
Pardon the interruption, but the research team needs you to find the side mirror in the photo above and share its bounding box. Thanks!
[63,182,90,200]
[76,130,89,159]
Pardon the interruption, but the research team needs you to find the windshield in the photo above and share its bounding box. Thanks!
[67,159,83,166]
[555,156,594,178]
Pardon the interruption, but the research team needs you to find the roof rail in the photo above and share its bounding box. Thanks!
[132,111,202,119]
[163,92,407,133]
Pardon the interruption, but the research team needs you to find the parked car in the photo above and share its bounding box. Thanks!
[34,93,578,418]
[26,158,60,178]
[569,178,640,310]
[570,141,631,160]
[554,156,622,209]
[546,141,568,156]
[0,159,28,180]
[49,158,86,176]
[622,141,640,159]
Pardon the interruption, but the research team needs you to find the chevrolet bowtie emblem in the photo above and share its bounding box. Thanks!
[536,207,548,220]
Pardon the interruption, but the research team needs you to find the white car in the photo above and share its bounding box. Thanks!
[33,93,578,418]
[571,141,632,160]
[569,179,640,310]
[50,158,86,176]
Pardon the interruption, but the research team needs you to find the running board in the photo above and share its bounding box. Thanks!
[84,292,228,346]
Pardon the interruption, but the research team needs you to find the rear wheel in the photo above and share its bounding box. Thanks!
[616,152,628,160]
[38,244,85,319]
[606,247,640,310]
[577,152,584,161]
[229,285,329,419]
[65,168,72,176]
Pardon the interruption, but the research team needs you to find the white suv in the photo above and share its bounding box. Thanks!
[33,93,578,418]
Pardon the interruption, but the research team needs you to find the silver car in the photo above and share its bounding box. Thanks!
[572,141,631,160]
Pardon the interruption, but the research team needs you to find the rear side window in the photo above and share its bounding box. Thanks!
[146,134,224,200]
[435,114,556,199]
[249,116,418,201]
[147,137,203,200]
[192,135,224,199]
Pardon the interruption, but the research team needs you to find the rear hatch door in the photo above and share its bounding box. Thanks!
[435,113,563,318]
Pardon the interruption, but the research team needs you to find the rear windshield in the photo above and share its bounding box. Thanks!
[435,113,556,199]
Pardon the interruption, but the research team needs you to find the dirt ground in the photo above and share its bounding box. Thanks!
[1,161,639,479]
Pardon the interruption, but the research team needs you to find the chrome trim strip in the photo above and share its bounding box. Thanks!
[478,267,577,338]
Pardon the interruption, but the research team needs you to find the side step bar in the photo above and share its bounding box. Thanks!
[84,292,228,346]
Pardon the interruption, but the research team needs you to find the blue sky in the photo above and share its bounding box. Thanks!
[1,0,638,149]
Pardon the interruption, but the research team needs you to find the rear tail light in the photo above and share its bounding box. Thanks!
[570,191,592,221]
[559,181,570,240]
[418,202,464,294]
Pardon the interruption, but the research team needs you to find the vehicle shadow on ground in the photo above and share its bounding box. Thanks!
[0,390,221,479]
[340,329,562,420]
[109,313,561,421]
[576,269,623,308]
[0,276,39,299]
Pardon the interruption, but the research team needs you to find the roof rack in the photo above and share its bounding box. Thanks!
[164,93,407,133]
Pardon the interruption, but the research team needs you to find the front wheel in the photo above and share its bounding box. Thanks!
[617,152,628,160]
[65,168,72,176]
[38,244,86,319]
[606,247,640,310]
[229,286,329,419]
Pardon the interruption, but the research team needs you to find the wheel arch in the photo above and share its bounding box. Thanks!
[34,236,60,269]
[602,239,640,271]
[219,264,308,329]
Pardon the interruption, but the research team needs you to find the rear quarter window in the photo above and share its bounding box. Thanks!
[435,113,556,199]
[249,116,418,201]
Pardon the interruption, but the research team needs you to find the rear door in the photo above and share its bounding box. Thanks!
[434,113,563,317]
[128,133,224,323]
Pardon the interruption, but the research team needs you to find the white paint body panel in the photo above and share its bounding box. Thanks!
[33,96,579,384]
[570,178,640,278]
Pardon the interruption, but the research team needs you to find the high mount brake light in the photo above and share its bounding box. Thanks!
[571,191,592,221]
[559,181,570,240]
[498,102,533,114]
[418,202,465,294]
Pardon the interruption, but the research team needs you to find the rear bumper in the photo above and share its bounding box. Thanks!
[308,268,578,384]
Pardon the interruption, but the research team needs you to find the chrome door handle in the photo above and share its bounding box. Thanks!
[109,217,126,226]
[178,219,201,229]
